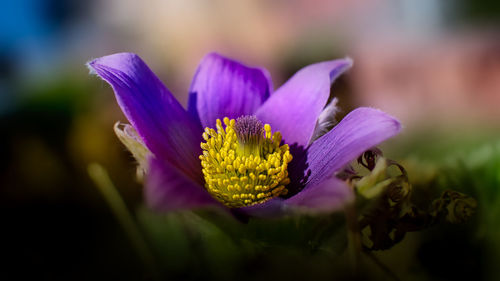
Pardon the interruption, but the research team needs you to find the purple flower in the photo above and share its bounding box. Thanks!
[88,52,401,217]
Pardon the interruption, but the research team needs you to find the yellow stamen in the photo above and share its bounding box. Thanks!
[199,117,293,208]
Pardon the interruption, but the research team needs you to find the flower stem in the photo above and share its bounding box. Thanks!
[344,201,361,275]
[364,251,402,281]
[88,163,158,279]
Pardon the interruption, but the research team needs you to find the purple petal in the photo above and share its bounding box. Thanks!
[188,52,273,128]
[240,177,353,217]
[88,53,203,182]
[299,107,401,189]
[255,58,352,146]
[145,158,221,212]
[285,177,353,214]
[238,198,286,218]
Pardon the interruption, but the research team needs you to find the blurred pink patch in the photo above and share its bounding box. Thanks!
[351,31,500,126]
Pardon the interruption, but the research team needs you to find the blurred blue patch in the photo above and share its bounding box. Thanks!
[0,0,92,114]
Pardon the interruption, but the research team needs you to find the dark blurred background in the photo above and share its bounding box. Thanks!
[1,0,500,280]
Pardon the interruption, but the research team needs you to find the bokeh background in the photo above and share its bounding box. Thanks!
[1,0,500,280]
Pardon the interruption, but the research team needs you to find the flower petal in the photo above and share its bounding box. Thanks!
[284,177,353,214]
[238,198,286,218]
[240,177,353,217]
[88,53,203,182]
[145,158,220,212]
[114,122,151,180]
[188,52,273,128]
[310,97,339,143]
[256,58,352,146]
[298,107,401,190]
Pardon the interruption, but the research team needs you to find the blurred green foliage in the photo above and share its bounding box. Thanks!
[127,135,500,281]
[458,0,500,23]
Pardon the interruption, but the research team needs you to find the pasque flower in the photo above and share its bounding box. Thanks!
[88,52,401,217]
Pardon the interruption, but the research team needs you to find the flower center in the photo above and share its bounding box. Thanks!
[199,116,292,208]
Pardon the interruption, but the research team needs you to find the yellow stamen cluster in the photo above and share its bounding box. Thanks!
[199,117,293,208]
